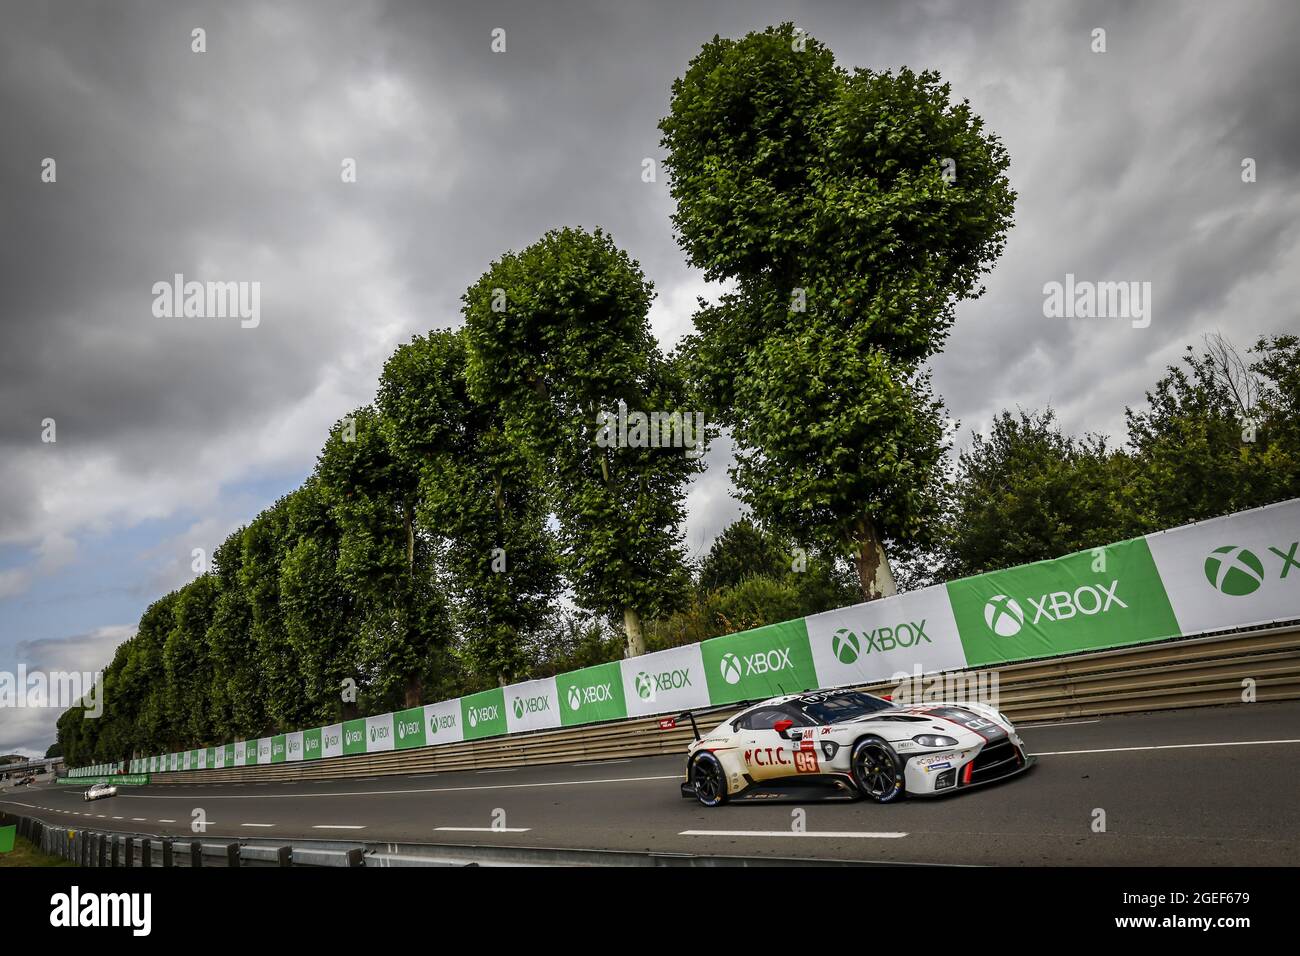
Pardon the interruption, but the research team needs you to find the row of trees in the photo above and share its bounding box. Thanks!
[59,24,1022,764]
[920,333,1300,585]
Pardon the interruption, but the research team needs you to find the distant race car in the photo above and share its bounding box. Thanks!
[681,688,1034,806]
[83,783,118,802]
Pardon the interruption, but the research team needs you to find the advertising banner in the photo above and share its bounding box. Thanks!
[1146,497,1300,637]
[461,687,507,740]
[423,699,463,744]
[393,706,426,750]
[63,500,1300,782]
[806,582,967,691]
[556,661,627,726]
[947,536,1179,667]
[619,643,709,718]
[365,713,394,753]
[302,727,322,760]
[503,677,560,734]
[322,723,344,759]
[700,617,817,706]
[342,718,366,756]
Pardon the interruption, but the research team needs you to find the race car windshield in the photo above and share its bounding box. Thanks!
[793,691,892,723]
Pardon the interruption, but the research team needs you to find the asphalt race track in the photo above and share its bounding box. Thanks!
[5,702,1299,865]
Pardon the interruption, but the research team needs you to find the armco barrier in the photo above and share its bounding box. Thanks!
[127,622,1300,785]
[71,497,1300,780]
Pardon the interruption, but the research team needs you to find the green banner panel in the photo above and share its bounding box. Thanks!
[461,687,507,740]
[556,661,627,726]
[393,707,426,750]
[700,617,817,705]
[303,727,323,760]
[342,718,367,755]
[947,536,1180,667]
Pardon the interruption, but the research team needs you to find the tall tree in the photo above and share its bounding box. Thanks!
[463,227,702,657]
[661,23,1015,601]
[316,407,452,709]
[378,329,559,687]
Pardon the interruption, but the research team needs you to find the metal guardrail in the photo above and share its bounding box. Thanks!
[0,810,873,867]
[113,623,1300,786]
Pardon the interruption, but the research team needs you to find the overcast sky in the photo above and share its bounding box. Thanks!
[2,0,1297,756]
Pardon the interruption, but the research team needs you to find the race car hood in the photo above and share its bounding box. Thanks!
[843,702,1010,742]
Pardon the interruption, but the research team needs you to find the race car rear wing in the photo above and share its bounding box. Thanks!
[676,710,701,741]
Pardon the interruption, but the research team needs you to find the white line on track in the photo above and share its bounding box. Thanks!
[157,819,176,823]
[680,830,908,839]
[106,774,682,799]
[240,823,275,828]
[1017,719,1101,729]
[434,826,531,833]
[1032,739,1300,756]
[131,818,146,822]
[312,825,366,830]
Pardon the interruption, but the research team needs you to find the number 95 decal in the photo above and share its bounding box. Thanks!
[794,751,820,773]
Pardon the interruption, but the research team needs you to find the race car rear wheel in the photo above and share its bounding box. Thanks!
[850,737,905,803]
[688,752,728,807]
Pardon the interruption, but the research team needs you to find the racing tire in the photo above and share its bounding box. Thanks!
[849,736,906,804]
[688,751,729,807]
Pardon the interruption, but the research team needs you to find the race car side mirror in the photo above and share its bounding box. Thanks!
[774,719,795,739]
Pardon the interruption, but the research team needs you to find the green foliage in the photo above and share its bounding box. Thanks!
[938,336,1300,580]
[662,24,1016,598]
[464,227,702,654]
[378,328,560,686]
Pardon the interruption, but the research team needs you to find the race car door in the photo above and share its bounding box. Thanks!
[736,705,800,781]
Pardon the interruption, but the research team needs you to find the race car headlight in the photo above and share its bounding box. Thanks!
[912,734,958,748]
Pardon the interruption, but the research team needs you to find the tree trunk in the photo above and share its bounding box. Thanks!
[623,606,645,658]
[853,517,897,602]
[404,503,415,573]
[403,673,423,709]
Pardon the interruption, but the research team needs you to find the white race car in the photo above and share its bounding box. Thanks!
[681,688,1033,806]
[83,783,118,802]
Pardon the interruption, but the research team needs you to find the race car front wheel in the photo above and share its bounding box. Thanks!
[850,737,905,803]
[688,752,729,807]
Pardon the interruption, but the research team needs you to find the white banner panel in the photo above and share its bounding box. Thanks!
[257,737,272,765]
[321,723,343,758]
[197,749,207,770]
[619,643,709,717]
[503,677,561,734]
[365,713,395,752]
[424,700,463,745]
[1146,497,1300,636]
[233,740,246,766]
[806,582,968,690]
[285,730,304,762]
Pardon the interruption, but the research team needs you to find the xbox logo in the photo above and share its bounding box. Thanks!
[1204,545,1265,596]
[720,652,742,685]
[468,707,478,729]
[513,697,525,719]
[984,594,1024,637]
[831,628,860,664]
[635,672,654,700]
[567,686,582,711]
